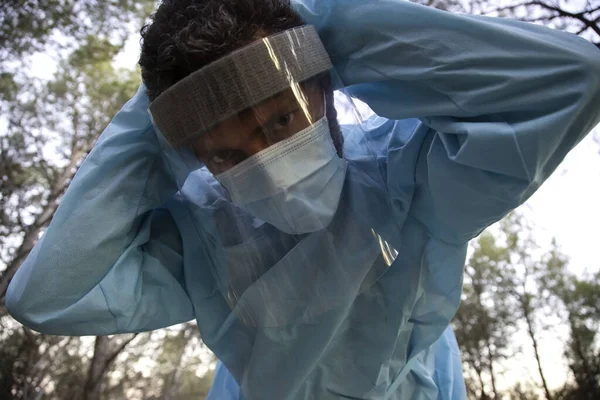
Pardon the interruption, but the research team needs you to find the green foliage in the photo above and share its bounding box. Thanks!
[150,324,215,400]
[0,0,155,61]
[0,73,19,103]
[507,382,540,400]
[178,368,215,400]
[0,322,87,399]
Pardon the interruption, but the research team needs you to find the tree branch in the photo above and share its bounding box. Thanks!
[586,6,600,15]
[518,15,562,23]
[530,1,600,36]
[480,1,600,39]
[82,334,139,400]
[105,334,138,369]
[479,1,539,16]
[575,25,591,35]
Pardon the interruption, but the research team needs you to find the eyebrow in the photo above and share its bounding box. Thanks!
[194,90,308,156]
[195,113,263,156]
[262,104,300,128]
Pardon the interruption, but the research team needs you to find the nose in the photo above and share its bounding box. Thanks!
[241,134,271,158]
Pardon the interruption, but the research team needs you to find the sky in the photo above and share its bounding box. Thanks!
[25,29,600,394]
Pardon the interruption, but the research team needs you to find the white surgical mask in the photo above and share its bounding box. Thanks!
[216,117,347,234]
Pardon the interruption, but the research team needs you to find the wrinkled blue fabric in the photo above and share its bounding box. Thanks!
[7,1,600,399]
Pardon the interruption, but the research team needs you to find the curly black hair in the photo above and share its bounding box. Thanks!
[139,0,305,102]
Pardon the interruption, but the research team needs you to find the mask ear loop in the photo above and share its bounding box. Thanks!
[322,91,327,120]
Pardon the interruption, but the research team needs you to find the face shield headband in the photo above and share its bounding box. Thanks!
[148,25,333,148]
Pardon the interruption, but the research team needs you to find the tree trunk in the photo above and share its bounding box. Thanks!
[82,335,137,400]
[523,302,553,400]
[83,336,110,400]
[486,341,499,399]
[160,329,189,400]
[474,364,490,400]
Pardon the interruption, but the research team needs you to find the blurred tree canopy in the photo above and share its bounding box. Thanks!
[1,0,599,399]
[0,0,155,60]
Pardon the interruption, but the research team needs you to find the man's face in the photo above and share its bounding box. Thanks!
[190,81,325,175]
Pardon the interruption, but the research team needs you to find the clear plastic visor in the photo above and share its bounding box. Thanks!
[185,78,328,176]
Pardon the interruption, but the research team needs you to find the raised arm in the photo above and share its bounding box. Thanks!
[295,0,600,242]
[6,86,195,335]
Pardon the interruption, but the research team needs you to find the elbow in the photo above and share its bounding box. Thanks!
[4,247,57,333]
[6,294,102,336]
[561,43,600,135]
[578,46,600,135]
[5,279,25,322]
[5,284,38,331]
[6,277,118,336]
[5,284,20,320]
[579,44,600,100]
[5,282,53,334]
[6,279,74,335]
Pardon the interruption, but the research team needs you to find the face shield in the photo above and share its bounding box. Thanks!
[148,25,398,395]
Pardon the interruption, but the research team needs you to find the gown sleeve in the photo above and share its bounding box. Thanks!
[294,0,600,242]
[6,85,195,335]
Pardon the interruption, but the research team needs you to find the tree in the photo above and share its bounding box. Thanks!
[98,325,216,400]
[507,382,542,400]
[150,324,215,400]
[499,216,555,400]
[83,335,139,400]
[457,212,600,400]
[0,0,154,63]
[540,247,600,399]
[454,231,517,399]
[0,320,88,399]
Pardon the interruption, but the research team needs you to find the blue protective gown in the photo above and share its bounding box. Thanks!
[6,1,600,399]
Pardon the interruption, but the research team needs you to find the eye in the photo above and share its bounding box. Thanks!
[273,112,294,129]
[210,151,234,165]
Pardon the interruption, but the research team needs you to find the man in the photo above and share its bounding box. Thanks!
[7,0,600,399]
